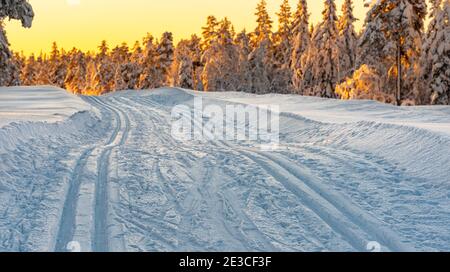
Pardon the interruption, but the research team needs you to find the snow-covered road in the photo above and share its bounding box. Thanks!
[1,87,450,252]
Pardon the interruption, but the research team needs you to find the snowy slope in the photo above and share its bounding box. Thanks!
[0,87,449,252]
[0,86,94,128]
[195,90,450,136]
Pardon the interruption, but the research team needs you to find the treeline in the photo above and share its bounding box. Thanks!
[3,0,450,105]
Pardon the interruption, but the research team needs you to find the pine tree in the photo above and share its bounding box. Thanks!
[131,40,143,63]
[201,18,239,92]
[21,54,36,85]
[114,62,141,91]
[139,33,158,89]
[419,0,450,104]
[291,0,310,92]
[248,38,272,94]
[235,30,252,92]
[252,0,273,47]
[201,16,219,51]
[359,0,427,105]
[171,39,194,89]
[93,41,115,94]
[336,0,358,83]
[0,0,34,85]
[187,35,204,91]
[302,0,339,98]
[64,49,87,94]
[155,32,174,87]
[48,42,67,88]
[272,0,293,94]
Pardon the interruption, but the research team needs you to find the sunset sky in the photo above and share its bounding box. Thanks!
[5,0,369,55]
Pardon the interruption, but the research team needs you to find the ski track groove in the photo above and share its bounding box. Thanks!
[89,96,130,252]
[53,96,108,252]
[53,89,413,252]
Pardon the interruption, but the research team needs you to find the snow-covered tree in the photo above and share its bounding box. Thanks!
[131,40,143,63]
[201,16,219,52]
[336,0,358,82]
[302,0,339,98]
[358,0,427,105]
[248,38,272,94]
[155,32,174,87]
[252,0,273,47]
[171,39,194,89]
[64,49,87,94]
[235,30,252,92]
[290,0,310,92]
[114,62,141,91]
[48,42,67,88]
[92,41,115,94]
[273,0,292,66]
[138,33,158,89]
[187,35,204,91]
[0,0,34,85]
[335,64,397,103]
[272,0,293,94]
[418,0,450,104]
[20,54,36,85]
[201,18,239,92]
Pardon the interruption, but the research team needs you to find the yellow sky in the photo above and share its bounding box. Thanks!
[5,0,368,55]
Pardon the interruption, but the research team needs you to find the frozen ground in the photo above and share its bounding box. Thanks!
[0,86,449,252]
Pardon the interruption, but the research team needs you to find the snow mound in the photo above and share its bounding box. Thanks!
[0,86,94,128]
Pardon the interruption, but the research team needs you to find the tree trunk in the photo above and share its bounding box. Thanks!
[396,40,402,106]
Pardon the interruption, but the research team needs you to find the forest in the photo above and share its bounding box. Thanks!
[0,0,449,105]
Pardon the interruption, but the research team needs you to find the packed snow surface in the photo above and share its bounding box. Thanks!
[0,86,93,128]
[0,86,449,252]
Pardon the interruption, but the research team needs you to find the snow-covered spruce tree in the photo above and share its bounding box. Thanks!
[109,43,141,91]
[7,51,22,86]
[272,0,293,94]
[114,62,141,91]
[248,38,272,94]
[201,18,239,92]
[48,42,67,88]
[20,54,36,85]
[301,0,339,98]
[131,40,143,63]
[34,53,52,85]
[358,0,427,105]
[235,30,253,92]
[64,49,88,94]
[139,33,158,89]
[0,0,34,86]
[170,39,194,89]
[155,32,174,88]
[273,0,292,66]
[336,0,358,83]
[248,0,274,94]
[92,41,115,94]
[187,35,204,91]
[418,0,450,105]
[201,16,219,52]
[252,0,273,47]
[290,0,310,92]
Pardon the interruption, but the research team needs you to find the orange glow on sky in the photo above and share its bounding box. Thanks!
[5,0,369,55]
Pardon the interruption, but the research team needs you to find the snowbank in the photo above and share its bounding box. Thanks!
[0,86,93,128]
[195,91,450,136]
